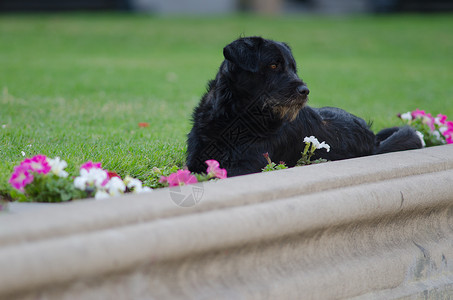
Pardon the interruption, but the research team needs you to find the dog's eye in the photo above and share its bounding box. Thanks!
[270,63,279,70]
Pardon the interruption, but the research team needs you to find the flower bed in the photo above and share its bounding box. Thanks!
[8,155,230,203]
[8,136,330,203]
[6,109,452,203]
[398,109,453,146]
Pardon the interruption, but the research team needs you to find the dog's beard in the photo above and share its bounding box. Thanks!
[273,105,302,121]
[270,96,307,121]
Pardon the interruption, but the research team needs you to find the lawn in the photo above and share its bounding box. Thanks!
[1,13,453,199]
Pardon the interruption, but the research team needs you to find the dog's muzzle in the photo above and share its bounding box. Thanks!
[297,85,310,97]
[272,85,309,121]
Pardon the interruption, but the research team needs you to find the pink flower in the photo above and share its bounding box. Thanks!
[412,109,435,131]
[436,114,448,125]
[205,160,227,179]
[101,170,121,186]
[9,165,34,191]
[161,170,198,187]
[80,161,102,171]
[446,121,453,130]
[21,155,51,174]
[444,127,453,144]
[412,109,428,118]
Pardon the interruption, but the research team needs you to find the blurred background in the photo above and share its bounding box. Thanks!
[1,0,453,14]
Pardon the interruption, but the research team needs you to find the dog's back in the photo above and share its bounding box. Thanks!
[311,107,376,159]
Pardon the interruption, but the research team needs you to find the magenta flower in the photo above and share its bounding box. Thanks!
[161,170,198,187]
[205,159,227,179]
[446,121,453,130]
[436,114,448,125]
[21,155,51,174]
[444,127,453,144]
[80,161,102,171]
[400,109,452,145]
[411,109,435,131]
[9,165,34,191]
[411,109,426,118]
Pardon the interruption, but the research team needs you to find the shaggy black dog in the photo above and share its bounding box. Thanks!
[186,36,422,176]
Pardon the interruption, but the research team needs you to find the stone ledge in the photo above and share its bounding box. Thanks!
[0,145,453,299]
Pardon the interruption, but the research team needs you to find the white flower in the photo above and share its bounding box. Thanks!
[74,168,108,191]
[319,141,331,152]
[124,175,142,190]
[124,175,153,193]
[105,177,126,196]
[415,131,426,147]
[303,136,315,143]
[400,112,412,121]
[48,157,69,178]
[1,124,6,129]
[304,136,320,148]
[86,168,108,189]
[74,176,87,190]
[304,136,330,152]
[21,151,26,157]
[435,117,442,126]
[95,190,110,200]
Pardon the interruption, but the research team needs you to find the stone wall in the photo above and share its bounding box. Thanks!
[1,145,453,299]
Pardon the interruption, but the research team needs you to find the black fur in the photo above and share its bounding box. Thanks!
[187,36,422,176]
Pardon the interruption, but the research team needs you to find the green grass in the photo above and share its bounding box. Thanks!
[1,13,453,198]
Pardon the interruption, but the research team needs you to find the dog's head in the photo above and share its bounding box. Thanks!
[222,36,309,121]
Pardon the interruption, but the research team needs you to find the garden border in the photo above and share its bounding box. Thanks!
[1,145,453,299]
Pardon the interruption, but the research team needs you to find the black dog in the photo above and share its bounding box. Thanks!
[186,36,422,176]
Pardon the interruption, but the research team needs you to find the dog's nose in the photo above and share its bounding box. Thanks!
[297,85,310,96]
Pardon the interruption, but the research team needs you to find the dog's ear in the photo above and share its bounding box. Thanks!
[223,37,263,73]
